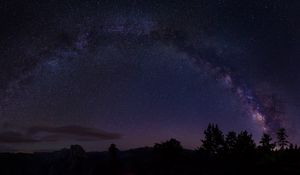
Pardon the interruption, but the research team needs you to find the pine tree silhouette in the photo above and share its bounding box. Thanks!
[201,123,225,155]
[225,131,238,153]
[108,144,120,175]
[259,133,275,152]
[235,131,256,153]
[276,128,289,150]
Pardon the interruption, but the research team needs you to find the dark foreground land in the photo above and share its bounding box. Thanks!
[1,125,299,175]
[1,144,300,175]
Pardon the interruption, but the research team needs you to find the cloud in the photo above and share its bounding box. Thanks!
[0,131,38,143]
[0,125,121,144]
[28,125,122,141]
[0,145,19,153]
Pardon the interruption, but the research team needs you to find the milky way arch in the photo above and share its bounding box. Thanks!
[1,17,284,134]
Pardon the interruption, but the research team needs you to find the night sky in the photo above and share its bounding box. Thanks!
[0,0,299,152]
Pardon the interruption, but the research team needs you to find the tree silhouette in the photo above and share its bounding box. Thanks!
[235,131,256,154]
[108,144,120,175]
[276,128,289,150]
[225,131,237,153]
[153,138,183,170]
[201,123,225,155]
[258,133,275,152]
[154,138,183,156]
[109,143,119,160]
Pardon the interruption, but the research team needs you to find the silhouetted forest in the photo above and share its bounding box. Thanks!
[1,123,300,175]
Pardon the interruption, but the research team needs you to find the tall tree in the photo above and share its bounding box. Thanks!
[225,131,237,152]
[201,123,225,154]
[276,128,289,150]
[235,131,256,153]
[108,144,120,175]
[259,133,275,152]
[109,143,119,160]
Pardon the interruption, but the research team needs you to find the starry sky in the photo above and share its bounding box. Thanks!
[0,0,299,152]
